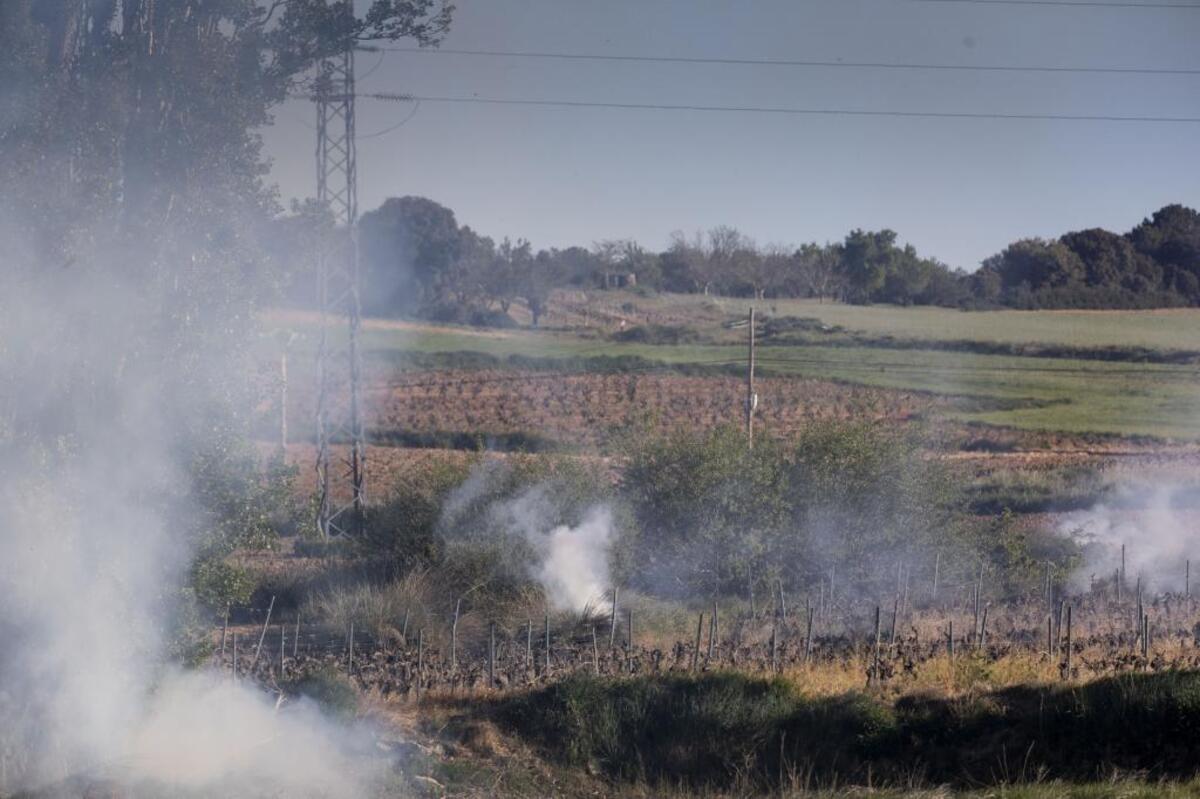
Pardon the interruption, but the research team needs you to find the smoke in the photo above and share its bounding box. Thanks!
[441,462,617,613]
[0,238,374,794]
[528,507,616,613]
[1061,481,1200,594]
[121,672,380,795]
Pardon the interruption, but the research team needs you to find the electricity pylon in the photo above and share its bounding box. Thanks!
[313,45,366,538]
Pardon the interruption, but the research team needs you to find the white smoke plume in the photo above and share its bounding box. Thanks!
[1061,481,1200,594]
[441,462,617,613]
[0,236,375,794]
[527,508,616,614]
[122,672,379,795]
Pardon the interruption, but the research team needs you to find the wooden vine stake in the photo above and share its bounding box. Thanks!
[1064,605,1073,680]
[804,606,815,664]
[870,606,881,686]
[609,588,619,648]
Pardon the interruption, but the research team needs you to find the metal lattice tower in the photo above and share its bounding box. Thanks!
[314,46,366,538]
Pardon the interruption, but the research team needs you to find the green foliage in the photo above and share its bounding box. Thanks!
[190,559,256,611]
[162,588,217,667]
[361,196,465,314]
[1,1,453,643]
[357,196,612,323]
[356,455,624,606]
[434,456,622,602]
[189,445,299,556]
[622,421,1075,599]
[184,443,301,612]
[978,510,1081,597]
[369,429,569,453]
[495,671,1200,790]
[622,426,789,596]
[348,194,1199,320]
[610,324,704,345]
[972,207,1200,310]
[283,666,359,721]
[359,458,472,577]
[497,673,895,789]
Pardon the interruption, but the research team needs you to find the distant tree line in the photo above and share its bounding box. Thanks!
[274,198,1200,320]
[971,205,1200,309]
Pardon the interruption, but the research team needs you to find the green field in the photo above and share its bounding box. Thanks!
[630,294,1200,352]
[269,300,1200,440]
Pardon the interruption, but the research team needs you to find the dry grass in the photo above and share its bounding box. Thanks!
[302,570,440,645]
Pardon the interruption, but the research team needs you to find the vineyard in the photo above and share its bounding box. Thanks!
[238,300,1200,796]
[263,298,1200,440]
[224,584,1200,702]
[367,370,939,447]
[195,580,1200,795]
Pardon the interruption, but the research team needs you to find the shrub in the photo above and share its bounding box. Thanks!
[354,454,625,613]
[496,671,1200,789]
[303,570,437,642]
[620,421,1077,600]
[609,324,702,345]
[190,558,256,610]
[425,302,519,329]
[357,459,473,576]
[621,425,789,597]
[284,665,359,720]
[786,420,959,586]
[433,456,625,604]
[497,673,896,788]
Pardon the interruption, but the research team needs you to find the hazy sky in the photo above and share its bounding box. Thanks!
[261,0,1200,271]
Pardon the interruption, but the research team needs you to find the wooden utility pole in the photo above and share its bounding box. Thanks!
[745,307,757,449]
[276,330,297,456]
[279,349,289,454]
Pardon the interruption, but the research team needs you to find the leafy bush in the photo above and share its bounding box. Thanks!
[497,673,896,788]
[425,302,519,329]
[621,421,1076,600]
[759,315,842,339]
[354,455,626,612]
[786,420,956,582]
[190,559,256,610]
[496,671,1200,789]
[621,425,789,597]
[184,442,301,612]
[609,324,702,345]
[433,456,625,604]
[357,458,473,577]
[283,666,359,720]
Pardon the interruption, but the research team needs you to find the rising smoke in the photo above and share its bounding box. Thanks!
[441,461,617,614]
[0,227,375,795]
[1062,480,1200,594]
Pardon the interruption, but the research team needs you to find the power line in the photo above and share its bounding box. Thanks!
[342,92,1200,125]
[364,45,1200,77]
[914,0,1200,7]
[357,99,422,139]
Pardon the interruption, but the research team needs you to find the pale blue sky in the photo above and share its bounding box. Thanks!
[261,0,1200,270]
